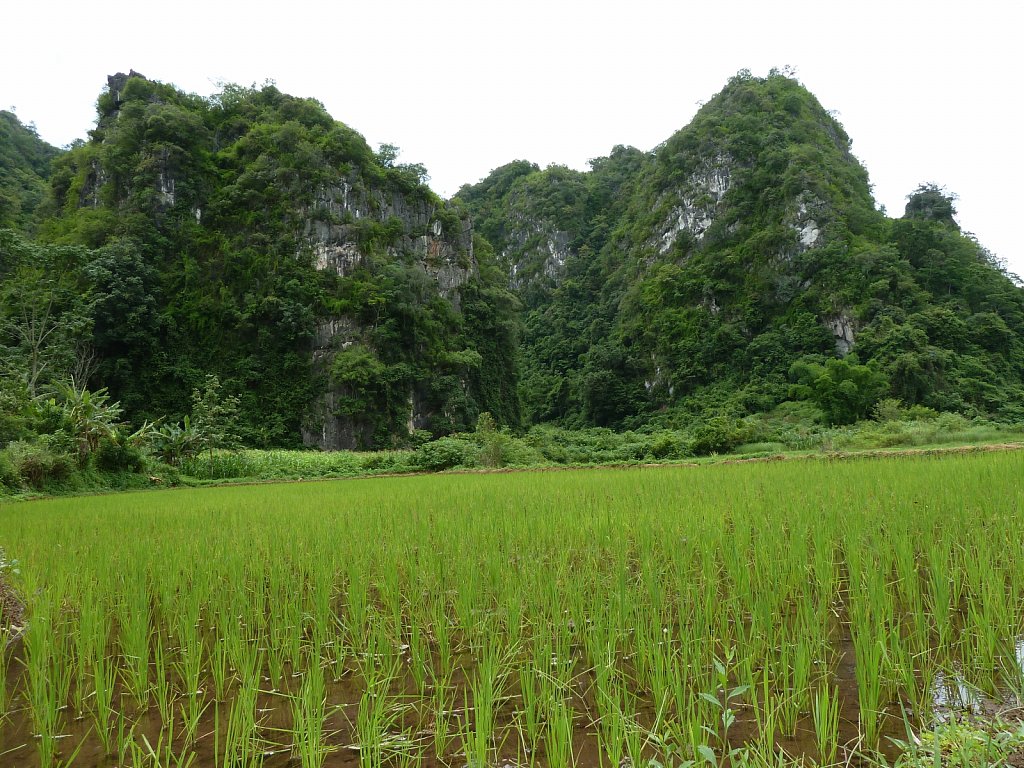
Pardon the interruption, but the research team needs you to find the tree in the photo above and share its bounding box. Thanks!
[190,375,241,454]
[51,378,124,466]
[0,376,31,446]
[904,183,958,227]
[376,143,400,168]
[0,233,92,396]
[789,357,889,425]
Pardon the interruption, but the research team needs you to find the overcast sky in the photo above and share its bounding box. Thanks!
[3,0,1021,276]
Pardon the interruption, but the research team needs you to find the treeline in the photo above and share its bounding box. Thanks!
[1,69,1023,474]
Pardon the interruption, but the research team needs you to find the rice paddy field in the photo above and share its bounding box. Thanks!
[1,451,1023,767]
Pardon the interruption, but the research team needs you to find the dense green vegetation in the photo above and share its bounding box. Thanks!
[3,452,1024,766]
[456,70,1024,430]
[1,68,1022,481]
[0,110,60,232]
[1,73,518,454]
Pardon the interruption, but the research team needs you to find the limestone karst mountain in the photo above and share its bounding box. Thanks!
[2,69,1022,447]
[456,71,1024,427]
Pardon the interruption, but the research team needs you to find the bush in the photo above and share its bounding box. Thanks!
[689,416,747,456]
[872,398,906,422]
[472,413,514,468]
[3,440,74,489]
[499,439,546,467]
[360,451,413,473]
[935,412,971,433]
[0,450,19,490]
[906,404,939,421]
[650,431,686,459]
[412,436,476,471]
[94,439,145,473]
[410,429,433,448]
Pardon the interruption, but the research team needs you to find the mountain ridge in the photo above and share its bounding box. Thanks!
[456,70,1024,426]
[1,69,1021,451]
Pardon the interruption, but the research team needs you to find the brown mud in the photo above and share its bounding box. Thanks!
[1,623,1015,768]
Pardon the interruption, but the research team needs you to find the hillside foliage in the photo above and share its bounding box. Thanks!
[457,71,1024,429]
[0,110,61,231]
[1,69,1022,468]
[2,74,518,450]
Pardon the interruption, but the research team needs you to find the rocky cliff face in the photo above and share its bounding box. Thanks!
[654,153,733,257]
[503,217,573,291]
[301,181,478,450]
[305,182,474,299]
[44,72,518,447]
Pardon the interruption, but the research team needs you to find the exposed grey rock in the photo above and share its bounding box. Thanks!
[826,311,857,356]
[792,192,824,252]
[79,159,105,208]
[105,70,146,107]
[656,153,732,256]
[300,181,475,450]
[501,215,574,291]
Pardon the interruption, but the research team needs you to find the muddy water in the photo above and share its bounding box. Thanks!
[0,626,954,768]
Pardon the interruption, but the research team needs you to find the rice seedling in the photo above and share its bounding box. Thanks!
[23,602,61,768]
[0,450,1020,766]
[208,632,231,702]
[90,644,118,754]
[354,684,401,768]
[812,682,840,766]
[457,639,511,768]
[291,662,331,768]
[542,694,576,768]
[429,668,457,761]
[152,632,173,726]
[126,716,196,768]
[219,667,264,768]
[117,578,152,709]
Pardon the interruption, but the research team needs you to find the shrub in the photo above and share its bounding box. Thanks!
[689,416,746,456]
[935,412,971,433]
[650,431,686,459]
[906,404,939,421]
[0,450,19,490]
[150,418,204,466]
[473,412,512,468]
[360,451,413,473]
[872,398,906,422]
[4,440,74,489]
[94,438,145,473]
[500,439,546,467]
[412,436,476,471]
[410,429,433,448]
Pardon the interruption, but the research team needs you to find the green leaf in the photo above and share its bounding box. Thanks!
[698,692,721,708]
[697,744,717,766]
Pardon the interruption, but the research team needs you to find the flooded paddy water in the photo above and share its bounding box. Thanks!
[1,450,1023,767]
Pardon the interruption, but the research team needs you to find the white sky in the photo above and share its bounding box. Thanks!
[3,0,1021,276]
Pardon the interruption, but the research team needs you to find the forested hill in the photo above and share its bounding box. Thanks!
[1,70,1022,453]
[456,71,1024,427]
[1,72,518,449]
[0,110,61,232]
